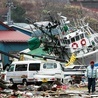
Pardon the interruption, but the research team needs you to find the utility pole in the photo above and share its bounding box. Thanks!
[6,0,14,25]
[66,0,71,5]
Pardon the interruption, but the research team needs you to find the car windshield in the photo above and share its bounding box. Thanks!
[8,64,14,72]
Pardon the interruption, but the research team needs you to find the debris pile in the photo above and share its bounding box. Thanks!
[0,78,98,98]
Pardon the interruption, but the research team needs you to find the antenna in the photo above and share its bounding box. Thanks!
[66,0,70,5]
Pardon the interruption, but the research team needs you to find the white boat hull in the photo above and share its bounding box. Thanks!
[75,49,98,65]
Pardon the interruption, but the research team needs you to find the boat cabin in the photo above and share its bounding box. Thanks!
[60,26,98,56]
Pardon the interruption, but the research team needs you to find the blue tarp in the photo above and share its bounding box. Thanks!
[94,63,98,67]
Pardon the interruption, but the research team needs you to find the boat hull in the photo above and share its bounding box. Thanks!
[75,49,98,65]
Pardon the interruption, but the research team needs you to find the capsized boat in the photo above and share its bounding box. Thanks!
[58,17,98,65]
[24,14,98,66]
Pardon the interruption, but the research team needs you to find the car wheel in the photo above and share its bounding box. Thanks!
[9,78,14,84]
[69,80,72,84]
[22,79,27,86]
[61,78,64,83]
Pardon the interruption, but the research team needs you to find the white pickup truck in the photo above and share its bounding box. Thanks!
[33,62,85,84]
[33,61,65,84]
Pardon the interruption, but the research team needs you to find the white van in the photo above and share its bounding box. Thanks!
[6,60,41,85]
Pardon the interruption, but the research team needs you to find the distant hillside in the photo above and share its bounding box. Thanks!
[0,0,98,32]
[71,1,98,9]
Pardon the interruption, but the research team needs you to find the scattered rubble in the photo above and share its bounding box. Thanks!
[0,77,98,98]
[0,79,98,98]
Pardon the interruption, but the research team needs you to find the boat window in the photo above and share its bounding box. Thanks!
[29,63,40,71]
[60,39,65,44]
[80,34,84,39]
[71,37,75,43]
[43,63,57,69]
[62,39,65,44]
[63,40,66,44]
[76,35,79,41]
[64,37,67,40]
[67,39,70,44]
[63,38,67,44]
[64,39,70,44]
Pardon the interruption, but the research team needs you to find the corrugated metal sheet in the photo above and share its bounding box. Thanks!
[0,31,31,42]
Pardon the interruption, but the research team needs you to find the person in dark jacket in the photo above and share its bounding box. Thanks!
[85,60,97,94]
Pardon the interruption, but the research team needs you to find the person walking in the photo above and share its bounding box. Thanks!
[85,60,97,94]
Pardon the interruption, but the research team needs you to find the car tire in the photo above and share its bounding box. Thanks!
[9,78,14,84]
[22,79,27,86]
[61,78,64,83]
